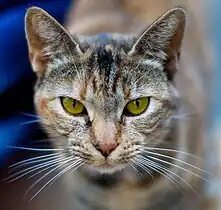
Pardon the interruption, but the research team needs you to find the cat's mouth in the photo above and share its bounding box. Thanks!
[86,162,125,174]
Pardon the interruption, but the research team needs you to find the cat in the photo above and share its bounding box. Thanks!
[23,5,208,210]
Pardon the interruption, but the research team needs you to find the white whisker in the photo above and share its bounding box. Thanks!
[5,145,66,152]
[146,154,210,183]
[49,158,83,187]
[134,156,182,193]
[28,162,63,179]
[29,158,83,201]
[127,161,143,180]
[143,149,210,174]
[171,113,193,119]
[5,156,67,183]
[137,155,198,194]
[163,113,194,125]
[28,158,83,179]
[25,156,73,200]
[19,112,39,118]
[20,120,41,126]
[144,146,202,160]
[131,159,154,180]
[9,153,63,170]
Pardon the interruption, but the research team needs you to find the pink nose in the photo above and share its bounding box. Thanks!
[95,142,118,157]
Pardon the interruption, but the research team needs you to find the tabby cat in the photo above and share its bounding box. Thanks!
[24,5,207,210]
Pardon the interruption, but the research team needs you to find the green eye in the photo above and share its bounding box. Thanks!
[125,97,150,116]
[61,97,85,115]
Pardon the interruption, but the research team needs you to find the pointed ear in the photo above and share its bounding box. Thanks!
[25,7,83,77]
[128,7,186,80]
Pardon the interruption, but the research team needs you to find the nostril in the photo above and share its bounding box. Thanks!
[95,142,119,158]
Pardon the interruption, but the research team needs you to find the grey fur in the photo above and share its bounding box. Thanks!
[24,6,205,210]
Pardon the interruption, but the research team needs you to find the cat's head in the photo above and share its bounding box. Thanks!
[25,7,185,175]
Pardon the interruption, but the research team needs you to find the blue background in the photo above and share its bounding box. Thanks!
[0,0,71,163]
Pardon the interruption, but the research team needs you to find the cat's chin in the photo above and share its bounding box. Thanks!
[84,163,125,175]
[82,164,142,183]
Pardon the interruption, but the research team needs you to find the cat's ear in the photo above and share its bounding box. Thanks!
[25,7,83,76]
[128,7,186,80]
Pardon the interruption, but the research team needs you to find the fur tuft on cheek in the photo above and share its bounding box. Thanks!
[40,98,48,110]
[36,98,52,117]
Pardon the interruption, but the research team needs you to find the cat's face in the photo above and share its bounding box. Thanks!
[25,7,185,174]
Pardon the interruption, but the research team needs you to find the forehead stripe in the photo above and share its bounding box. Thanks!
[97,48,117,88]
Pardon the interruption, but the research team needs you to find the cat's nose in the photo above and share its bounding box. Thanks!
[95,142,119,158]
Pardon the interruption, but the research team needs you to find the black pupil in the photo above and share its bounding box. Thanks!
[72,100,76,107]
[135,100,140,108]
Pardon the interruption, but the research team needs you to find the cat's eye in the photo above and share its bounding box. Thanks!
[61,97,86,115]
[124,97,150,116]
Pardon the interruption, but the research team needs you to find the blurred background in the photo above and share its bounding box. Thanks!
[0,0,220,209]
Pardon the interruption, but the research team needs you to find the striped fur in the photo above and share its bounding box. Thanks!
[24,6,206,210]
